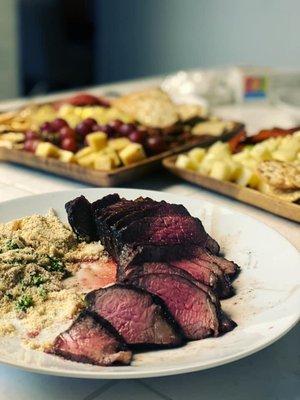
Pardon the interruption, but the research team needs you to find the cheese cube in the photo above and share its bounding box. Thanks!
[175,154,197,171]
[35,142,59,158]
[108,138,131,152]
[75,146,94,160]
[77,152,99,168]
[94,154,114,171]
[102,149,121,167]
[58,150,75,163]
[119,143,146,166]
[235,166,260,188]
[209,161,232,181]
[187,148,206,164]
[86,132,108,150]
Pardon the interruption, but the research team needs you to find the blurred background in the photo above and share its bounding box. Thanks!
[1,0,300,100]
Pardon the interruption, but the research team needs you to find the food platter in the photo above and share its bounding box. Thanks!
[0,131,238,187]
[0,188,299,379]
[0,88,244,186]
[163,155,300,222]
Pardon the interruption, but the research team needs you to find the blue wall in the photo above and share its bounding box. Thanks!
[95,0,300,82]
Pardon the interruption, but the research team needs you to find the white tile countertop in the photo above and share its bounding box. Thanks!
[0,82,299,399]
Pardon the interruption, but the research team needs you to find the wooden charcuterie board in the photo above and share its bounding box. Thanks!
[163,155,300,222]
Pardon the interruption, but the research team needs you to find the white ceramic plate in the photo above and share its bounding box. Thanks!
[0,188,299,379]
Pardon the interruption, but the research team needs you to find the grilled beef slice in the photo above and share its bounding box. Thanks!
[125,262,219,306]
[124,264,236,335]
[86,284,183,348]
[48,310,132,366]
[115,215,209,246]
[133,273,223,340]
[169,259,232,299]
[190,247,239,278]
[65,195,96,241]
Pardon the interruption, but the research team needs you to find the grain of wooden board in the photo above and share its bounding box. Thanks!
[0,126,243,186]
[163,155,300,223]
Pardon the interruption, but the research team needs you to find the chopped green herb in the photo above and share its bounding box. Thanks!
[46,256,65,273]
[4,292,13,300]
[38,287,48,300]
[16,295,33,312]
[31,274,47,287]
[45,256,70,277]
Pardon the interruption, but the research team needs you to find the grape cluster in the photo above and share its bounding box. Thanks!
[24,118,167,155]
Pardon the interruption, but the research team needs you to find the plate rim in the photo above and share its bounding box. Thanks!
[0,187,299,379]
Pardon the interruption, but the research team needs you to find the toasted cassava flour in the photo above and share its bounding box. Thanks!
[0,210,105,348]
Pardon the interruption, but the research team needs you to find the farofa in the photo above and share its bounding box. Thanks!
[0,210,103,348]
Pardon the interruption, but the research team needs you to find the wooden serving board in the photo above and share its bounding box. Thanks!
[163,155,300,223]
[0,131,240,187]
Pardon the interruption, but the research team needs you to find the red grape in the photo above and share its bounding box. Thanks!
[108,119,123,131]
[61,137,77,152]
[93,124,114,137]
[146,136,166,154]
[119,123,136,136]
[40,121,52,132]
[75,121,92,137]
[24,139,40,152]
[83,118,97,128]
[129,130,146,144]
[92,124,106,132]
[59,127,76,140]
[25,130,38,140]
[51,118,68,131]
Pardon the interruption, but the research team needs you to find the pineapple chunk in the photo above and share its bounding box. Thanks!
[119,143,146,166]
[75,146,94,160]
[35,142,59,158]
[188,148,206,164]
[175,154,197,171]
[108,138,131,152]
[86,132,108,151]
[94,154,114,171]
[58,149,75,163]
[209,161,232,181]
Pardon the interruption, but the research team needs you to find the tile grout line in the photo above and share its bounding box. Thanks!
[81,381,116,400]
[139,380,175,400]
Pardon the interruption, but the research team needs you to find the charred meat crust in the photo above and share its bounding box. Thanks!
[65,195,96,242]
[86,283,185,349]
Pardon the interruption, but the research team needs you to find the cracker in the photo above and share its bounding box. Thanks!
[113,88,178,128]
[258,160,300,190]
[176,104,207,122]
[259,181,300,203]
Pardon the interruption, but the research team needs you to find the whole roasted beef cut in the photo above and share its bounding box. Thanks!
[65,195,220,266]
[132,273,236,340]
[86,284,183,348]
[48,310,132,366]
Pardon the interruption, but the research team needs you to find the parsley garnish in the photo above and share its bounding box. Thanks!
[46,256,65,273]
[16,295,33,312]
[38,287,47,300]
